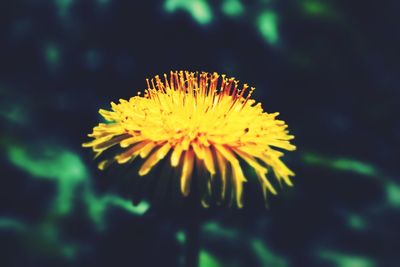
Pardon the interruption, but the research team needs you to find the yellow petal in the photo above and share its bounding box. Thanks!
[170,142,183,167]
[138,142,171,176]
[181,136,190,150]
[99,109,116,121]
[214,144,239,165]
[82,135,114,148]
[232,147,278,197]
[232,147,267,174]
[115,141,149,164]
[256,171,277,195]
[260,154,294,186]
[201,200,210,208]
[203,146,216,175]
[88,123,123,138]
[98,159,114,170]
[93,134,129,152]
[180,149,194,196]
[120,136,144,148]
[214,144,246,207]
[215,150,227,199]
[198,134,210,146]
[234,148,277,195]
[139,142,156,158]
[231,161,246,208]
[267,140,296,151]
[192,141,205,159]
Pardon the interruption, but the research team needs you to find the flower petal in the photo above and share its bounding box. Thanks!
[139,142,157,158]
[203,145,216,175]
[215,150,227,199]
[138,142,171,176]
[170,142,183,167]
[115,141,149,164]
[180,149,194,196]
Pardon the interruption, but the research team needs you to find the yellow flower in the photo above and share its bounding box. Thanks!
[83,71,296,207]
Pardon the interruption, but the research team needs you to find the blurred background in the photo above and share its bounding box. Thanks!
[1,0,399,266]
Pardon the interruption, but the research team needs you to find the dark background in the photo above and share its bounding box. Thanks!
[1,0,399,266]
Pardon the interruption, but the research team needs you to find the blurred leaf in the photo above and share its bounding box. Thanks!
[302,152,378,177]
[257,11,279,45]
[164,0,213,25]
[200,250,221,267]
[221,0,244,17]
[251,238,288,267]
[318,249,375,267]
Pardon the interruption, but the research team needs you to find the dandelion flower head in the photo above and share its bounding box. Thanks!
[83,71,296,207]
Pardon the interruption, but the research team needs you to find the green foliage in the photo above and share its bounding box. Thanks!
[302,152,378,177]
[164,0,213,25]
[203,221,237,240]
[7,143,149,220]
[84,192,149,230]
[0,104,27,125]
[301,0,336,18]
[319,249,375,267]
[44,43,61,66]
[55,0,74,17]
[8,145,87,215]
[0,217,27,232]
[8,145,87,182]
[347,214,366,231]
[0,142,151,261]
[386,182,400,207]
[221,0,244,17]
[176,230,186,244]
[200,250,221,267]
[257,11,279,45]
[251,239,288,267]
